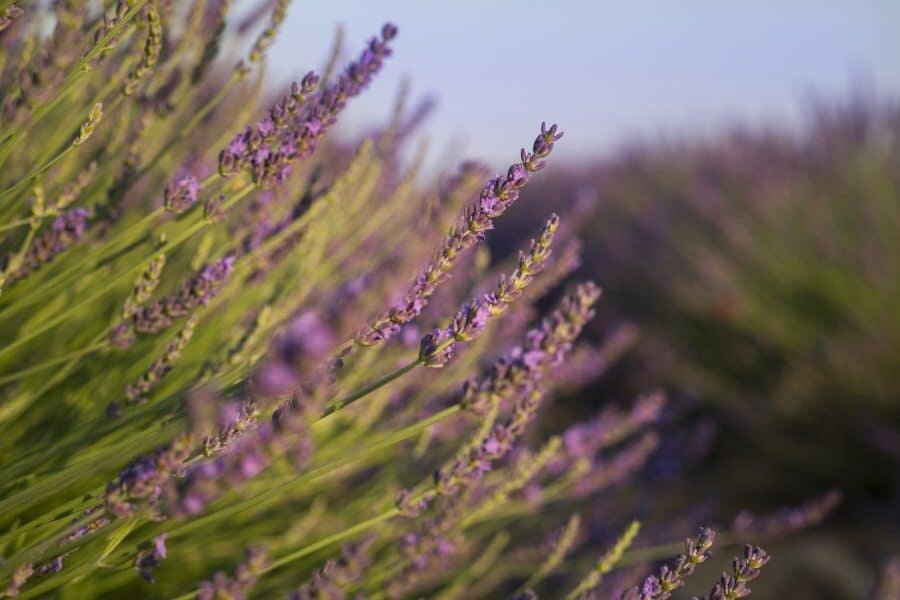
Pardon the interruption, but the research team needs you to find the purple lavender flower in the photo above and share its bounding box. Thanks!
[419,328,455,368]
[419,216,561,367]
[388,278,596,598]
[561,392,666,461]
[163,174,199,213]
[621,527,716,600]
[431,283,601,498]
[357,125,564,347]
[36,552,73,577]
[4,208,91,285]
[461,281,601,415]
[290,538,375,599]
[731,489,842,542]
[165,398,310,517]
[694,545,770,600]
[573,432,660,498]
[197,547,268,600]
[218,24,396,188]
[105,432,196,517]
[135,533,169,582]
[131,255,235,335]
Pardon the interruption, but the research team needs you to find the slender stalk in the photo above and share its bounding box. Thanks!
[0,341,106,385]
[0,0,149,168]
[319,358,420,418]
[0,147,75,199]
[0,186,254,359]
[131,73,240,183]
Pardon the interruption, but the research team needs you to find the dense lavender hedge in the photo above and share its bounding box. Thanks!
[1,1,888,598]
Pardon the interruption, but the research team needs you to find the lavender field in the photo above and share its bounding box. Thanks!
[0,2,897,599]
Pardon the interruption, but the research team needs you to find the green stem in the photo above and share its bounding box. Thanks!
[0,0,148,168]
[0,186,254,359]
[131,73,239,184]
[0,216,39,233]
[0,341,106,385]
[0,93,125,204]
[319,358,420,418]
[617,531,737,569]
[0,147,75,199]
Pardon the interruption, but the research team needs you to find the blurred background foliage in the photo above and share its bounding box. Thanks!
[507,95,900,597]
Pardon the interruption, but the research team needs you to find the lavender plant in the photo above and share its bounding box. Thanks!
[0,3,791,599]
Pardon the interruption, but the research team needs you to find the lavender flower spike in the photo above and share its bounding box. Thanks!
[219,23,397,188]
[357,123,564,347]
[461,281,601,416]
[432,282,601,495]
[693,545,770,600]
[621,527,716,600]
[731,488,842,542]
[419,215,560,367]
[132,255,235,335]
[4,207,91,285]
[197,547,268,600]
[217,71,320,178]
[125,314,198,405]
[164,175,200,214]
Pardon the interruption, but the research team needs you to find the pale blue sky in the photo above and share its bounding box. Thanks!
[266,1,900,169]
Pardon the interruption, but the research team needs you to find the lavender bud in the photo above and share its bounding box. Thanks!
[0,5,24,32]
[5,563,33,598]
[123,2,161,95]
[204,194,226,222]
[125,314,198,404]
[72,102,103,146]
[133,256,235,335]
[357,127,563,348]
[197,547,268,600]
[622,527,716,600]
[121,253,166,320]
[4,208,91,285]
[693,545,770,600]
[164,175,200,214]
[419,328,454,367]
[419,216,560,367]
[135,533,169,582]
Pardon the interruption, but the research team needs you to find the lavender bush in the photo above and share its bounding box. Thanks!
[0,2,855,598]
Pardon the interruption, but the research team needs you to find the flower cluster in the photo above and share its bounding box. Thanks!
[621,527,716,600]
[130,255,235,335]
[419,215,561,367]
[290,538,375,599]
[164,398,311,517]
[197,547,268,600]
[163,175,200,214]
[694,545,770,600]
[357,123,564,347]
[217,23,397,188]
[4,207,90,284]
